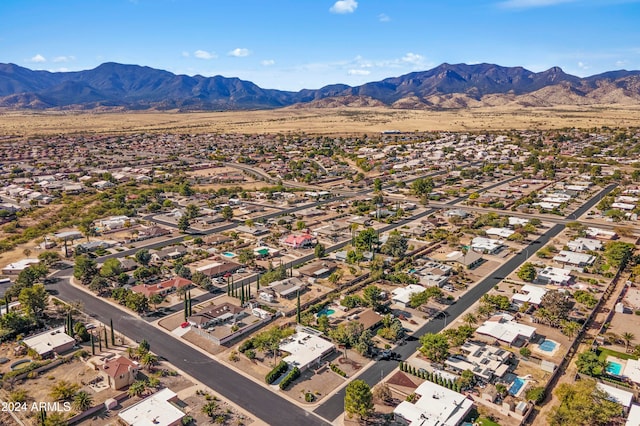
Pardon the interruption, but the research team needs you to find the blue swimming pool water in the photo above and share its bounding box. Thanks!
[509,378,526,396]
[221,252,236,258]
[539,340,557,352]
[317,308,335,317]
[607,361,623,376]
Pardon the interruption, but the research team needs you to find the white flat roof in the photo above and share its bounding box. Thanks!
[624,359,640,385]
[393,380,473,426]
[22,327,74,355]
[512,284,547,305]
[391,284,426,305]
[598,382,634,409]
[118,388,184,426]
[2,258,40,271]
[626,404,640,426]
[280,332,335,370]
[476,314,537,344]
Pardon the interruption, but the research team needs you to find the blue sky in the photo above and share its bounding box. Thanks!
[1,0,639,90]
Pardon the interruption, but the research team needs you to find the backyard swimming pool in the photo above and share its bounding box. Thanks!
[607,361,623,376]
[538,339,557,352]
[509,377,526,396]
[317,308,336,317]
[221,252,237,258]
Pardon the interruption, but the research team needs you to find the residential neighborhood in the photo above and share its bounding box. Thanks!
[0,128,640,426]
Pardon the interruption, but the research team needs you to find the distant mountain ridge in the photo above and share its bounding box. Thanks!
[1,62,640,110]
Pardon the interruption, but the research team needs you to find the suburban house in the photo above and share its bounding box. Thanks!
[486,227,515,239]
[471,237,504,255]
[281,233,316,249]
[1,258,40,275]
[118,388,185,426]
[552,250,596,270]
[99,356,139,390]
[151,246,188,263]
[187,302,245,329]
[130,277,193,298]
[22,327,75,358]
[445,341,512,381]
[512,285,547,307]
[476,313,537,345]
[280,327,335,371]
[445,250,483,269]
[567,237,603,253]
[268,277,305,299]
[586,227,617,240]
[391,284,426,308]
[393,380,474,426]
[298,261,337,279]
[537,266,573,286]
[195,260,242,278]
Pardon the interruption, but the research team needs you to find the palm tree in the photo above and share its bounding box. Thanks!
[141,353,158,371]
[623,332,635,352]
[128,380,147,398]
[72,391,93,411]
[202,401,218,418]
[463,313,477,326]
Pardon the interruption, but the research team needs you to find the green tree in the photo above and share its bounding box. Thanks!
[38,251,61,267]
[355,227,379,252]
[344,379,373,420]
[623,332,635,352]
[149,294,164,311]
[517,262,537,282]
[89,276,110,295]
[362,285,383,310]
[49,380,79,401]
[237,249,256,266]
[526,386,546,404]
[314,243,326,259]
[191,271,212,290]
[134,249,151,266]
[127,380,147,398]
[548,378,623,426]
[125,292,149,313]
[177,215,190,232]
[72,390,93,411]
[18,284,48,319]
[141,352,158,370]
[221,205,234,220]
[419,333,450,363]
[411,177,434,203]
[185,203,200,219]
[100,258,122,280]
[380,230,408,258]
[576,351,607,377]
[73,255,98,286]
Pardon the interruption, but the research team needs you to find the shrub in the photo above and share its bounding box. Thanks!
[245,349,256,360]
[239,339,255,353]
[279,367,300,390]
[265,361,289,384]
[305,392,315,402]
[330,363,347,377]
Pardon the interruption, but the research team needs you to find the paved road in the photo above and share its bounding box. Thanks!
[313,183,617,422]
[51,270,331,426]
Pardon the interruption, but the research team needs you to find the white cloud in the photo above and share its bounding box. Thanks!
[261,59,275,66]
[229,48,250,57]
[181,51,190,58]
[194,50,217,60]
[378,13,390,22]
[615,60,628,67]
[577,61,590,70]
[53,56,75,63]
[330,0,358,14]
[30,54,46,63]
[401,53,426,65]
[348,69,371,76]
[498,0,576,8]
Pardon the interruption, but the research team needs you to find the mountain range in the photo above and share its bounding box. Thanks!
[1,62,640,111]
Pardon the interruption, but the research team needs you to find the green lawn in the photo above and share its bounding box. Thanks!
[477,417,501,426]
[597,347,638,362]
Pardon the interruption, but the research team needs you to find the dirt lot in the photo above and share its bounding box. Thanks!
[2,106,640,136]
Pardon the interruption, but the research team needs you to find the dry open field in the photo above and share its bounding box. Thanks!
[1,105,640,137]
